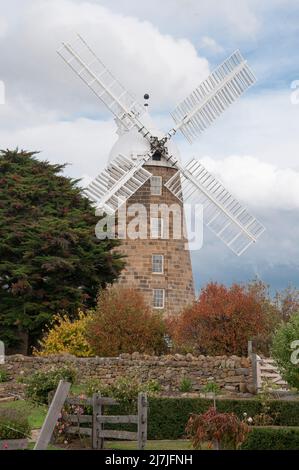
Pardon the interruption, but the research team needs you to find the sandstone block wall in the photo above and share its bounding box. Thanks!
[116,164,195,315]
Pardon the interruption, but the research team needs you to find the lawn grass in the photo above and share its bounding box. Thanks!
[70,384,88,395]
[105,440,192,450]
[27,440,192,451]
[0,399,47,428]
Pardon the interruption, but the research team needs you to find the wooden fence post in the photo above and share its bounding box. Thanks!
[248,340,253,357]
[92,393,104,450]
[34,380,71,450]
[137,392,147,450]
[92,393,98,449]
[251,353,262,395]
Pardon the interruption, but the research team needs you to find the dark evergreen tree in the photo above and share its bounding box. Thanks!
[0,149,124,352]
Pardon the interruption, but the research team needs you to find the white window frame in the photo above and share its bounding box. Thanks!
[150,217,163,239]
[152,254,164,274]
[153,289,165,309]
[150,176,162,196]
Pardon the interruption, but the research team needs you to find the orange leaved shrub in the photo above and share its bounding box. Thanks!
[86,286,167,356]
[169,281,279,356]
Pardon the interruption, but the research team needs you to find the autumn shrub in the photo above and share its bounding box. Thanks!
[170,281,279,356]
[33,311,94,357]
[86,286,167,356]
[186,407,249,450]
[271,313,299,390]
[274,286,299,321]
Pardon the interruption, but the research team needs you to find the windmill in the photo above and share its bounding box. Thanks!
[58,34,265,314]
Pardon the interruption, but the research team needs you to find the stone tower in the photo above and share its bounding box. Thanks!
[109,120,195,315]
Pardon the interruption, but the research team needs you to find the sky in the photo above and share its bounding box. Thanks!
[0,0,299,294]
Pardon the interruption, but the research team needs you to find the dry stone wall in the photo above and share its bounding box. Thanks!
[1,353,255,398]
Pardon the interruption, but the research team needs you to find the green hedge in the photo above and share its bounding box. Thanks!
[146,398,299,440]
[73,396,299,441]
[241,427,299,450]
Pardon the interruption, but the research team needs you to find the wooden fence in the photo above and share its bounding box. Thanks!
[65,392,148,450]
[251,353,289,394]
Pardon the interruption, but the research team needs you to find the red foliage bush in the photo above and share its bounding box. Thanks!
[186,406,249,450]
[169,281,279,355]
[86,286,167,356]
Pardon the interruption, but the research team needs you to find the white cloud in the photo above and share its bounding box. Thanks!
[179,90,299,170]
[87,0,261,40]
[0,0,212,180]
[0,16,8,38]
[199,36,224,54]
[200,155,299,210]
[0,0,210,115]
[198,0,260,38]
[0,114,116,179]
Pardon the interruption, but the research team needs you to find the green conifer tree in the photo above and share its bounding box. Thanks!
[0,149,124,352]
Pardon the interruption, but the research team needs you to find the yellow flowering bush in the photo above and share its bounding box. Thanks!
[33,311,95,357]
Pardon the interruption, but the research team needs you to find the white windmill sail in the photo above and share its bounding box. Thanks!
[58,34,265,255]
[169,50,256,143]
[85,154,152,214]
[165,159,265,256]
[57,34,151,138]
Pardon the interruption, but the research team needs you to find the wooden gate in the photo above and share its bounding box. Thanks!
[65,392,148,450]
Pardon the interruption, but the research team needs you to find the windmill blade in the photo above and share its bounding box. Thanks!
[169,50,256,143]
[85,154,152,214]
[165,159,265,256]
[58,34,151,137]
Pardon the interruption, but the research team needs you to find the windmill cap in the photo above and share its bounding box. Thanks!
[108,120,181,166]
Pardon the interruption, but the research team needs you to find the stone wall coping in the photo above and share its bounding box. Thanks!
[5,353,251,364]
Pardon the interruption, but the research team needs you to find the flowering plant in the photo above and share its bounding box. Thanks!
[54,402,85,443]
